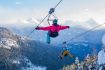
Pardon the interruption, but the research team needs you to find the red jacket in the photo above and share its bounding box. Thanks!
[37,25,69,32]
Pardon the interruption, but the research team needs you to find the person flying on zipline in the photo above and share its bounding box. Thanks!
[35,19,70,44]
[59,42,74,59]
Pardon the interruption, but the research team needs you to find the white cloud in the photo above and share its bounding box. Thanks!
[26,17,40,24]
[16,2,21,5]
[0,4,105,26]
[84,8,89,11]
[0,6,49,27]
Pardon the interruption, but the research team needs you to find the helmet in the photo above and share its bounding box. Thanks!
[53,19,58,25]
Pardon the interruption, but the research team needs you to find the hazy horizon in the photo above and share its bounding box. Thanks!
[0,0,105,25]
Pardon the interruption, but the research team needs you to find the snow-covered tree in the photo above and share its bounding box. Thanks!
[97,47,105,65]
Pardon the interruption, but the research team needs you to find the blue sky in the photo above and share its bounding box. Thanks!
[0,0,105,24]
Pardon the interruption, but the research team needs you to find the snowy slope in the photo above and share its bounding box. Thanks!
[97,49,105,65]
[0,27,48,70]
[21,57,47,70]
[0,27,103,70]
[0,38,19,49]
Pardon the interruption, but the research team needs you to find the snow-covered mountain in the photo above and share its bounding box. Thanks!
[64,18,101,29]
[0,27,104,70]
[0,27,47,70]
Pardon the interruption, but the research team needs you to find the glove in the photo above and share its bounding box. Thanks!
[67,26,70,28]
[35,27,39,30]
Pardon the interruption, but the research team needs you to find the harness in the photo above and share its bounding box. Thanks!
[48,27,59,38]
[49,31,58,38]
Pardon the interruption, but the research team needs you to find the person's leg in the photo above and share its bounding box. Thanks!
[68,52,74,58]
[60,52,64,59]
[47,32,51,44]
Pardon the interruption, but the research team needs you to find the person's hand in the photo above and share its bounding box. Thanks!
[35,27,39,30]
[67,26,70,28]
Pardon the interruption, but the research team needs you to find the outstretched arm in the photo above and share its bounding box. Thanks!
[35,26,51,31]
[59,26,70,30]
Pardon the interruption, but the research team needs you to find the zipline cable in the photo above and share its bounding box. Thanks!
[65,23,105,44]
[36,14,49,27]
[27,14,49,37]
[54,0,63,9]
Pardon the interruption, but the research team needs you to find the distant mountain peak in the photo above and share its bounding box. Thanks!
[85,18,98,25]
[0,27,11,33]
[0,27,21,41]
